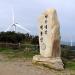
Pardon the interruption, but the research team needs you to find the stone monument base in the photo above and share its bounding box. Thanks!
[32,55,64,70]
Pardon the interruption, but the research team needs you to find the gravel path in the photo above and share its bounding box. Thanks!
[0,60,74,75]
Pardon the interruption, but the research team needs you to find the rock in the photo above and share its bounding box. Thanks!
[33,8,64,70]
[38,8,61,57]
[33,55,64,70]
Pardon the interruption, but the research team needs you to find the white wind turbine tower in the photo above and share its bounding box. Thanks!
[71,39,73,46]
[70,35,73,46]
[5,8,31,34]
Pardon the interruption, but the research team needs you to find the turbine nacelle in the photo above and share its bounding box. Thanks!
[12,24,16,26]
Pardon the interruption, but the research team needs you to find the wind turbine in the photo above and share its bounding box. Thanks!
[70,35,73,46]
[5,8,31,34]
[71,39,73,46]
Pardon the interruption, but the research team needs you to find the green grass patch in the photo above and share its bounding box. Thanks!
[65,61,75,70]
[0,47,39,59]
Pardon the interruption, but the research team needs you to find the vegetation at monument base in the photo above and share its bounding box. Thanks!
[0,31,75,70]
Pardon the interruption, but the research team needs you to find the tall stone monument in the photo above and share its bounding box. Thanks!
[33,9,64,70]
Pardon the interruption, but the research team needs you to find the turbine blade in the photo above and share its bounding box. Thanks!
[5,25,12,32]
[15,24,31,33]
[12,8,15,24]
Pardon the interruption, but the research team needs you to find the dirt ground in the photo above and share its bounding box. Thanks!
[0,55,74,75]
[0,60,74,75]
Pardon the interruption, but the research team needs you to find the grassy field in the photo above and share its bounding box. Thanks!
[64,61,75,70]
[0,47,75,71]
[0,48,39,59]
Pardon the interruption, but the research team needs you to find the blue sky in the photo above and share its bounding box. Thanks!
[0,0,75,41]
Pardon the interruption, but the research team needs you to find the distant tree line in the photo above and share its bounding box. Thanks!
[0,31,39,45]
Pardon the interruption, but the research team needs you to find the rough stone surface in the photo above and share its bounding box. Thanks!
[33,8,64,70]
[38,8,61,57]
[33,55,64,70]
